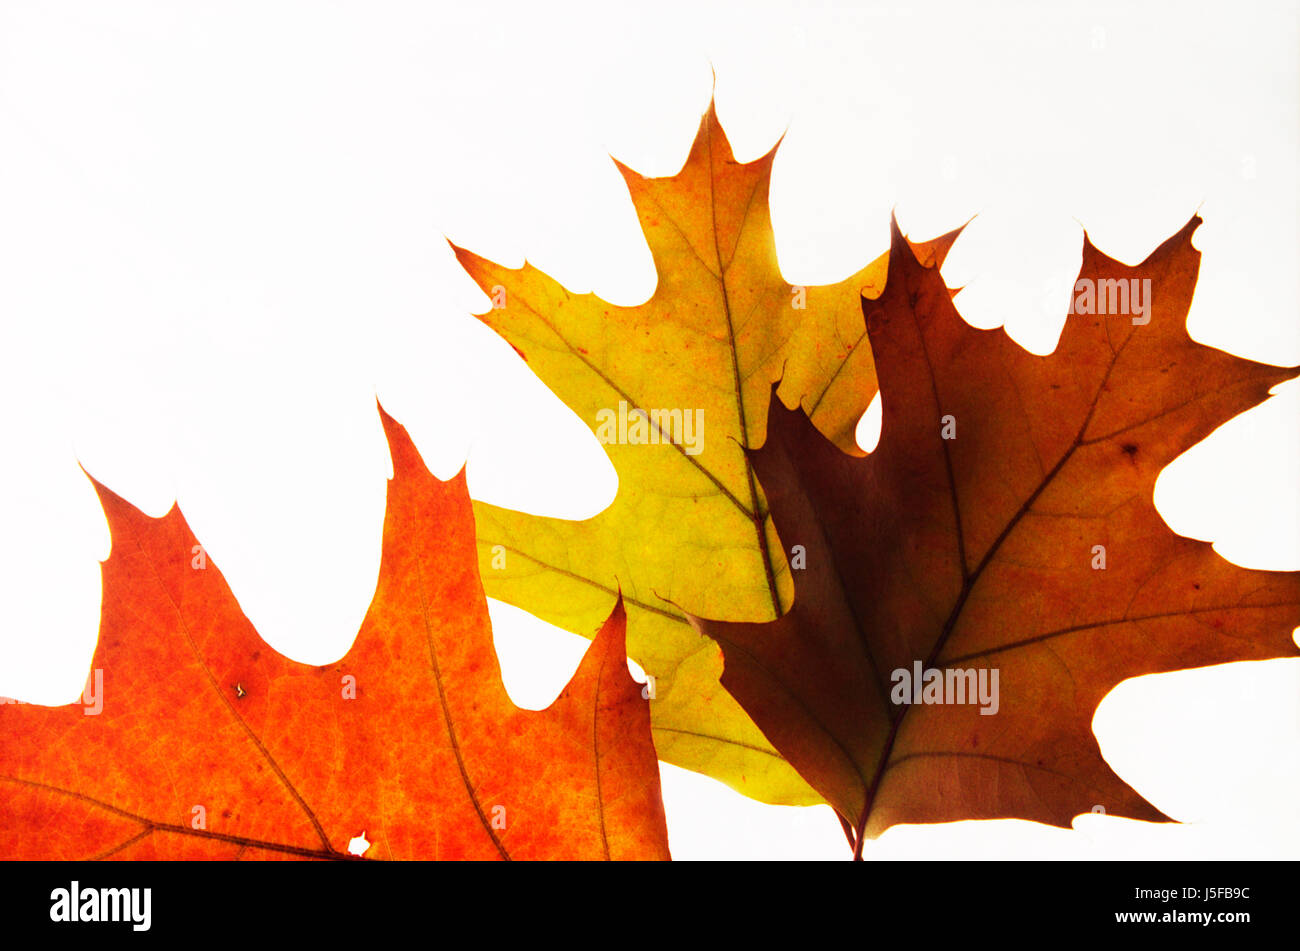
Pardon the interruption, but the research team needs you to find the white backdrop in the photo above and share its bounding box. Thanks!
[1,0,1296,860]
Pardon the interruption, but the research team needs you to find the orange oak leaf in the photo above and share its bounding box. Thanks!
[0,406,669,860]
[693,214,1300,852]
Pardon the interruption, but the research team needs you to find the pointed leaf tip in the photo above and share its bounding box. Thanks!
[593,592,628,653]
[887,212,921,265]
[375,403,428,486]
[81,467,181,550]
[447,239,497,283]
[375,403,469,497]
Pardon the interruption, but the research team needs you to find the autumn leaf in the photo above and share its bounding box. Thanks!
[0,406,669,860]
[458,98,959,805]
[693,214,1300,851]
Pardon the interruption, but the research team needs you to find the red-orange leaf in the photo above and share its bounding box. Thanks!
[0,406,669,860]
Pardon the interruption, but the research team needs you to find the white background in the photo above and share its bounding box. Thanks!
[1,0,1297,860]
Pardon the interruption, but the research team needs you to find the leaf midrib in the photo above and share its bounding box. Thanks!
[850,282,1135,852]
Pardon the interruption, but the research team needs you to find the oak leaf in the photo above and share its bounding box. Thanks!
[0,407,669,860]
[694,215,1300,850]
[458,99,958,804]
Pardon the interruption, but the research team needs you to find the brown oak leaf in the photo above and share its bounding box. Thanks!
[693,214,1300,852]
